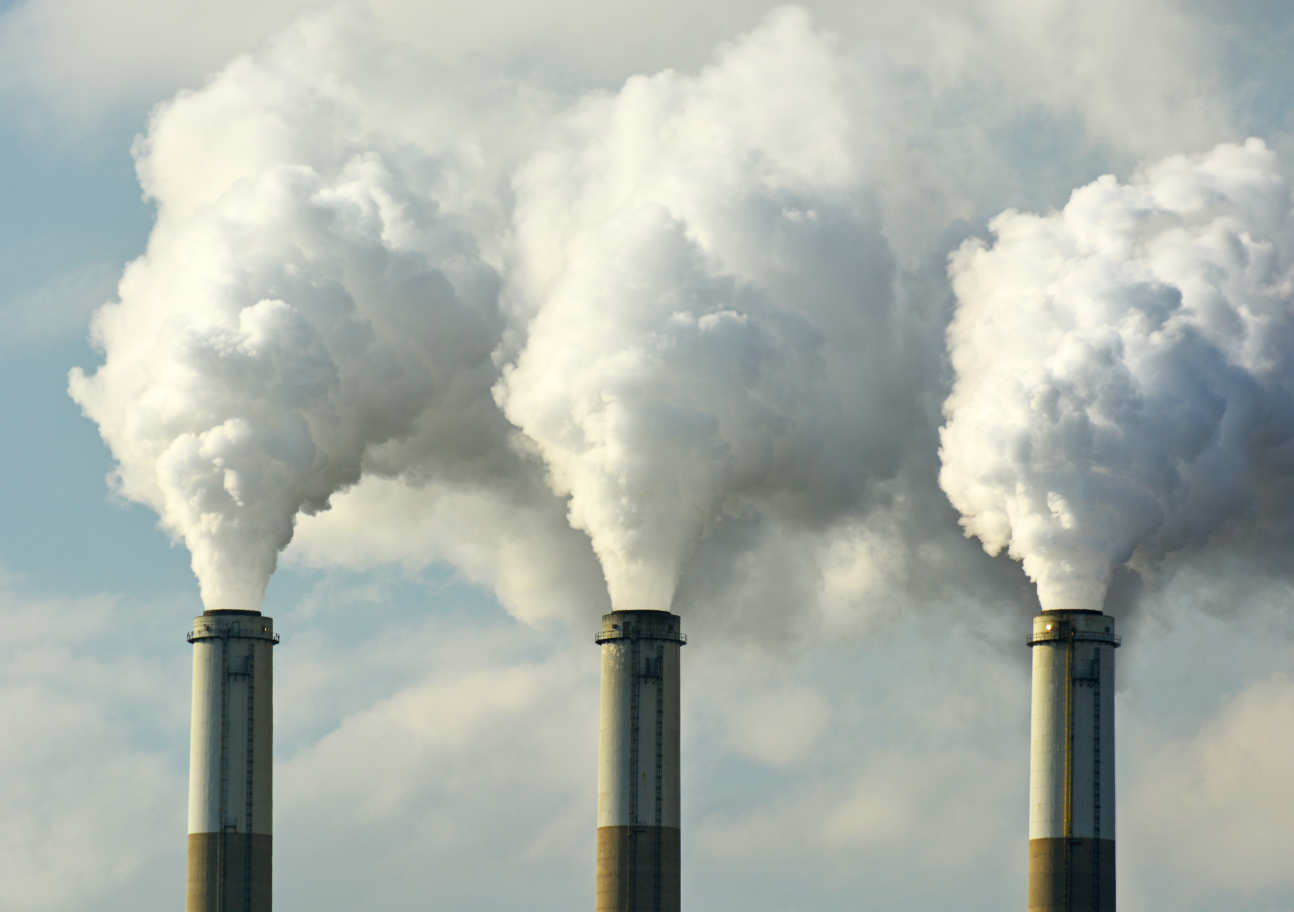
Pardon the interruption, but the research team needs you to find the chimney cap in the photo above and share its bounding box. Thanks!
[595,609,686,645]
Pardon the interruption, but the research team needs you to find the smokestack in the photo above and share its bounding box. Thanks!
[186,610,279,912]
[594,610,686,912]
[1026,609,1119,911]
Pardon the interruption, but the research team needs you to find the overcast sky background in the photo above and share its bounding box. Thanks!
[3,1,1294,910]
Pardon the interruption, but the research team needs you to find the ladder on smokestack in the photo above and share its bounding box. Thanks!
[652,644,665,912]
[243,652,256,912]
[625,636,641,912]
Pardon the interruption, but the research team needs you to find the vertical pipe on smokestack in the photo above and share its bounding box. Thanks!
[1027,609,1119,911]
[595,610,685,912]
[186,610,278,912]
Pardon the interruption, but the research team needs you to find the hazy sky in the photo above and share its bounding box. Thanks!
[3,1,1294,909]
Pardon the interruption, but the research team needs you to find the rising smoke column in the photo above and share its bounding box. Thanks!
[68,4,991,624]
[68,12,520,613]
[68,6,934,622]
[940,138,1294,613]
[497,8,916,614]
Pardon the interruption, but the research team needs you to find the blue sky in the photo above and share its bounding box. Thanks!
[4,1,1294,910]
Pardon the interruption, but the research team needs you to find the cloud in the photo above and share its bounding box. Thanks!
[2,0,1237,160]
[723,685,829,768]
[271,611,600,909]
[0,580,185,911]
[0,0,315,127]
[1,259,121,349]
[1123,673,1294,901]
[684,627,1028,908]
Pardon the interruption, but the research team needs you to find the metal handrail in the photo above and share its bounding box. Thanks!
[1026,629,1120,647]
[595,628,687,645]
[187,627,281,644]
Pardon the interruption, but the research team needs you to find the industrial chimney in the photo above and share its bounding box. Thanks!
[594,609,686,912]
[186,610,279,912]
[1026,609,1119,911]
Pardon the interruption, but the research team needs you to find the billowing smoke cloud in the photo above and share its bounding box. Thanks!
[69,11,524,612]
[69,6,948,620]
[72,1,1239,623]
[497,8,920,613]
[940,138,1294,613]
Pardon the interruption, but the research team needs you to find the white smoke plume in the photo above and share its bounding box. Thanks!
[72,1,1232,623]
[940,138,1294,614]
[69,6,944,620]
[69,12,527,613]
[497,8,921,614]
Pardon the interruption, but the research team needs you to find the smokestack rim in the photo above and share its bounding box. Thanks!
[1026,609,1119,648]
[187,611,279,645]
[595,609,686,645]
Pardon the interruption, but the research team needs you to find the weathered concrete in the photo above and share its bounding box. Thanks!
[186,832,272,912]
[595,826,681,912]
[1027,837,1116,912]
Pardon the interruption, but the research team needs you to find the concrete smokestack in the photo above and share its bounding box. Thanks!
[1026,609,1119,911]
[186,610,279,912]
[594,610,685,912]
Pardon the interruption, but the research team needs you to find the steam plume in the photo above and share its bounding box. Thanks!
[940,139,1294,613]
[68,15,517,612]
[497,8,914,613]
[73,3,1184,623]
[69,8,938,619]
